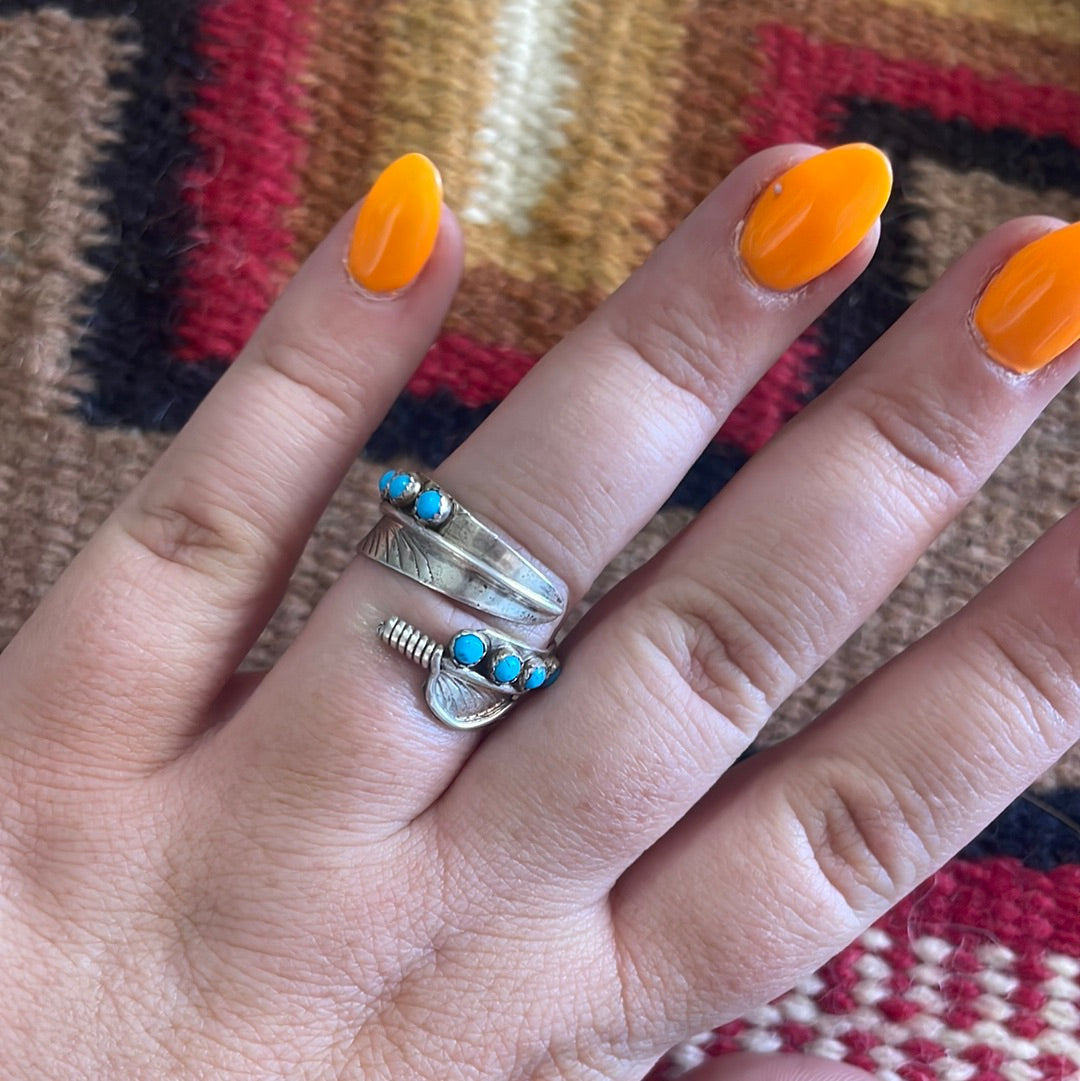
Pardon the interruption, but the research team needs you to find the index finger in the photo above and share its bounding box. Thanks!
[1,155,461,768]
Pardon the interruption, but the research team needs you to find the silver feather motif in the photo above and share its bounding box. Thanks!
[378,617,517,730]
[359,517,438,584]
[361,499,566,626]
[425,653,516,729]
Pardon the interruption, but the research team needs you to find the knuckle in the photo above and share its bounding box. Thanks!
[605,292,733,423]
[969,619,1080,755]
[123,473,264,580]
[845,381,982,514]
[259,336,368,429]
[642,581,789,743]
[785,761,935,916]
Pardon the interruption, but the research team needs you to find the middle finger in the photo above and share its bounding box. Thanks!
[226,143,892,832]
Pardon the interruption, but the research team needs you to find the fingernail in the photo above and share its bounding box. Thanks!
[347,152,443,294]
[973,222,1080,374]
[739,143,892,292]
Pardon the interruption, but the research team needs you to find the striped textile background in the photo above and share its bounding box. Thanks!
[1,1,1079,1077]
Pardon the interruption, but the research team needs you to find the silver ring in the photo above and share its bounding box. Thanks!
[378,616,561,729]
[358,470,567,626]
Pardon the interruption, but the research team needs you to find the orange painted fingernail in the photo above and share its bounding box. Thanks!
[347,152,443,294]
[973,222,1080,374]
[739,143,892,292]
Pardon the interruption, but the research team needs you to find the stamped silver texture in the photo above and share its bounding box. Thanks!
[378,616,561,730]
[359,470,567,626]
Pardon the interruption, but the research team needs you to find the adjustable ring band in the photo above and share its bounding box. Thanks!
[378,616,561,730]
[358,470,567,626]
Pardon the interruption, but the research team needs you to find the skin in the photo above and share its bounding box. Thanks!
[1,143,1079,1080]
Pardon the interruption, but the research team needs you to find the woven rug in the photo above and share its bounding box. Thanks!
[2,1,1079,1077]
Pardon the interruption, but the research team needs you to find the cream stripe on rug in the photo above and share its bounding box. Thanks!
[461,0,578,235]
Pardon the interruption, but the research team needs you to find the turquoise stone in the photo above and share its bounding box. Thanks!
[451,633,486,667]
[415,489,444,521]
[523,665,546,691]
[543,666,562,687]
[378,469,394,493]
[388,473,413,500]
[492,654,522,684]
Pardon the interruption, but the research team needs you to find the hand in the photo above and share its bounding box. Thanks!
[1,143,1078,1080]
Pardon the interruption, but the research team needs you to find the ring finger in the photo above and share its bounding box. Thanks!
[443,215,1080,896]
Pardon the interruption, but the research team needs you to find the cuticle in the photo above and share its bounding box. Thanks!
[965,258,1037,381]
[341,253,411,302]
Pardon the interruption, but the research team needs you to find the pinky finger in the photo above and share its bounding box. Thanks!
[611,505,1080,1039]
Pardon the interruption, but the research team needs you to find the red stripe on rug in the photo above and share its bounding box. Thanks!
[745,25,1080,151]
[409,335,540,408]
[720,335,817,455]
[409,332,814,457]
[177,0,314,362]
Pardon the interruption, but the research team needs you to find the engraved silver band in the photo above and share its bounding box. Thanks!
[378,617,561,730]
[358,470,567,627]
